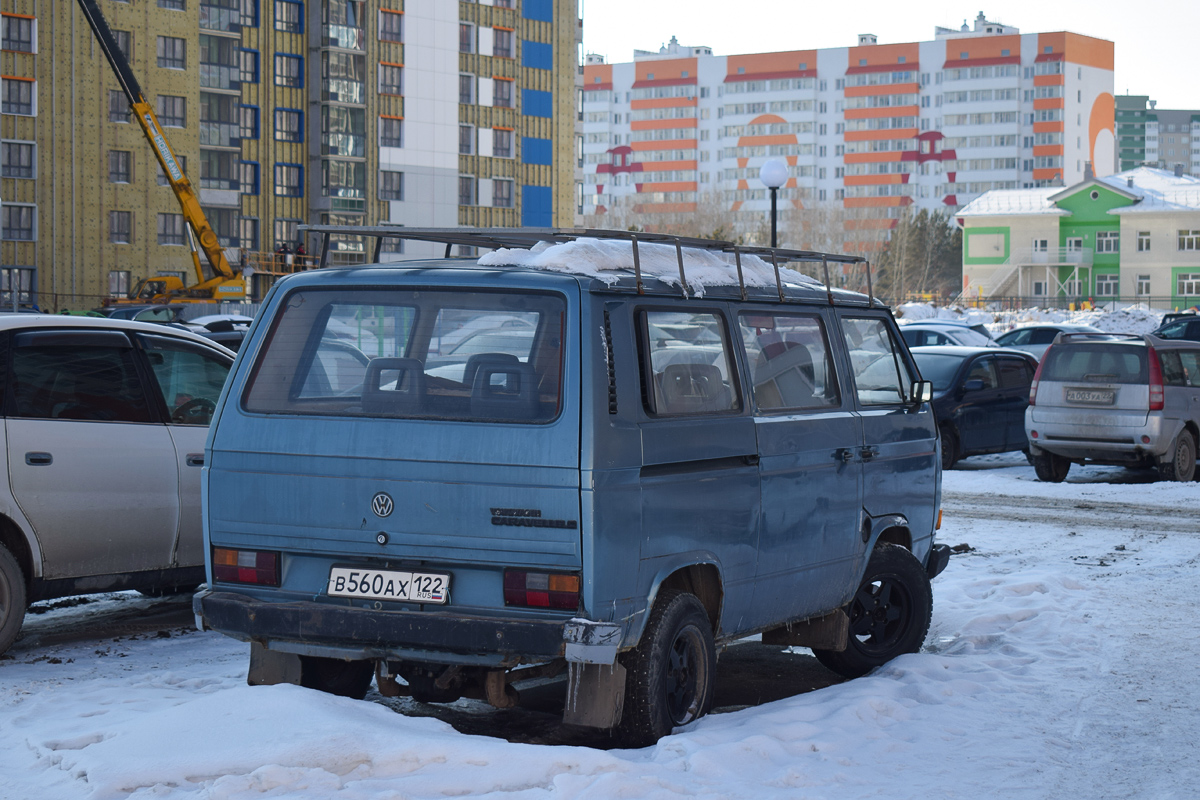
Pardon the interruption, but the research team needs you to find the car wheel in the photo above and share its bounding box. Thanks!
[0,544,27,657]
[1159,429,1197,482]
[298,656,374,699]
[1031,450,1070,482]
[813,544,932,679]
[940,425,958,470]
[618,590,716,747]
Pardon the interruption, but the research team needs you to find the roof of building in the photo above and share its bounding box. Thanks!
[958,167,1200,219]
[956,188,1068,217]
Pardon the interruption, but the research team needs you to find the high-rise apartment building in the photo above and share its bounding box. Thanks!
[0,0,579,310]
[1116,95,1199,176]
[580,14,1115,239]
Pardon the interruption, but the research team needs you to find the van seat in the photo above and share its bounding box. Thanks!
[361,357,425,414]
[470,360,539,420]
[462,352,520,389]
[659,363,731,414]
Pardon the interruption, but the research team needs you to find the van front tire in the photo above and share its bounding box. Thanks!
[0,544,26,656]
[618,590,716,747]
[813,544,932,679]
[1031,449,1070,482]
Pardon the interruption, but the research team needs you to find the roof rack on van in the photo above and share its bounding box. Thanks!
[296,225,877,307]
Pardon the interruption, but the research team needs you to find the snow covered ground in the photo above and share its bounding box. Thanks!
[2,455,1198,799]
[895,300,1172,338]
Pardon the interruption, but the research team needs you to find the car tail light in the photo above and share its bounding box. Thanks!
[1030,430,1038,439]
[1029,346,1050,406]
[213,547,280,586]
[1148,346,1164,410]
[504,570,580,610]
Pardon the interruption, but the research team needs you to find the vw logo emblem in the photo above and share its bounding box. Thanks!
[371,492,394,518]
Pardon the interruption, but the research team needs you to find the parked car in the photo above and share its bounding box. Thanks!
[96,304,189,325]
[994,323,1101,361]
[911,346,1039,469]
[0,317,235,655]
[195,319,251,353]
[1151,314,1200,342]
[899,320,996,348]
[194,231,949,747]
[1026,332,1200,482]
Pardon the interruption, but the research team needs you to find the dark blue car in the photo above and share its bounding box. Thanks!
[912,345,1038,469]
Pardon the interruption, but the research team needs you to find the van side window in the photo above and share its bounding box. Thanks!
[738,312,839,411]
[840,316,914,405]
[641,310,739,415]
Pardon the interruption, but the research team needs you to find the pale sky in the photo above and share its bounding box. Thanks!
[581,0,1200,109]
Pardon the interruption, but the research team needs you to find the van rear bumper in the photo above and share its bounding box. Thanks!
[194,589,568,667]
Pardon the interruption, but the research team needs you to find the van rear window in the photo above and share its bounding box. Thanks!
[242,289,565,423]
[1041,345,1147,384]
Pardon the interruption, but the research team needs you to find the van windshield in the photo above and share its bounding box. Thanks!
[243,288,565,423]
[1040,344,1147,384]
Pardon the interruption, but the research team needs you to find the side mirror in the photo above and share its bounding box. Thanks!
[911,380,933,404]
[962,378,985,393]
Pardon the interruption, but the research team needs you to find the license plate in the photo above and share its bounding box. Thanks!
[1065,387,1115,405]
[327,567,450,604]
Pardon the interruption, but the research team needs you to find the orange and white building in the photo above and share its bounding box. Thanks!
[580,13,1115,230]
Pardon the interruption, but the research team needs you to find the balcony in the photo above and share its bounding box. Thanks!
[200,121,240,149]
[200,64,241,92]
[322,133,365,158]
[330,197,365,213]
[322,79,366,104]
[199,5,241,34]
[323,25,365,51]
[1010,246,1093,266]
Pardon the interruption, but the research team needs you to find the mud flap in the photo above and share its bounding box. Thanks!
[562,661,626,729]
[762,608,850,652]
[247,641,302,687]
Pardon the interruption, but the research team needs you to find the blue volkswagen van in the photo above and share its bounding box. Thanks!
[195,228,947,746]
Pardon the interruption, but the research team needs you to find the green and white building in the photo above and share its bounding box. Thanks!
[957,166,1200,308]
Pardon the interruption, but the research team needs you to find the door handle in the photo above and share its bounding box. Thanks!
[185,454,205,467]
[860,446,879,461]
[834,448,854,463]
[25,452,53,466]
[742,454,760,466]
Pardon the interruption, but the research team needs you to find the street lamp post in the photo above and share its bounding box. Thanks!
[758,159,787,248]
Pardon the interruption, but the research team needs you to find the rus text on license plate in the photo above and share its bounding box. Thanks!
[327,567,449,604]
[1065,387,1115,405]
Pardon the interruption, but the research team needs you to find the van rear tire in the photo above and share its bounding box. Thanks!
[298,656,374,699]
[0,544,27,657]
[1159,430,1196,482]
[1032,450,1070,482]
[618,590,716,747]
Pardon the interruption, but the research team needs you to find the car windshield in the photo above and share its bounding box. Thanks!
[912,353,965,392]
[243,288,565,423]
[1040,344,1147,384]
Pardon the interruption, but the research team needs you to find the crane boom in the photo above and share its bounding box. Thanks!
[75,0,245,301]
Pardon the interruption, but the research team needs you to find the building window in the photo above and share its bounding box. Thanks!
[274,163,303,196]
[159,0,186,9]
[458,175,476,206]
[109,150,132,183]
[157,36,186,69]
[2,204,35,240]
[1065,237,1083,252]
[380,9,402,42]
[240,104,259,138]
[1137,274,1151,296]
[1,77,34,116]
[157,95,186,127]
[1179,229,1200,251]
[379,116,403,147]
[493,179,513,208]
[109,211,132,244]
[274,108,302,141]
[108,270,131,298]
[379,63,403,95]
[202,206,239,247]
[493,128,513,158]
[494,28,513,59]
[109,90,130,123]
[459,74,474,105]
[494,78,513,108]
[1,266,34,307]
[1137,231,1151,252]
[1,140,35,178]
[275,0,303,33]
[275,54,303,87]
[1095,275,1119,296]
[157,213,185,245]
[274,218,299,247]
[157,155,186,186]
[240,48,259,82]
[1095,231,1119,253]
[113,30,132,60]
[2,14,35,52]
[201,149,239,190]
[240,160,260,194]
[240,216,259,251]
[1178,273,1200,296]
[459,23,474,53]
[459,125,474,155]
[495,0,513,6]
[379,170,403,200]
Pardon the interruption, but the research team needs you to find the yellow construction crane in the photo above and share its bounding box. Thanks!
[77,0,246,304]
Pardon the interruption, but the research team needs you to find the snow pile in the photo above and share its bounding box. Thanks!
[894,302,992,326]
[898,302,1166,336]
[478,238,823,296]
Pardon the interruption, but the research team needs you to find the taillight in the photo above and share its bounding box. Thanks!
[1148,346,1164,410]
[503,570,580,610]
[1029,346,1050,405]
[212,547,280,586]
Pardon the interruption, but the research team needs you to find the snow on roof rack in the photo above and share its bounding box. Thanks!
[296,225,877,306]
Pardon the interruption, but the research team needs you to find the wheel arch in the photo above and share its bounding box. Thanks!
[866,513,913,553]
[0,512,37,589]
